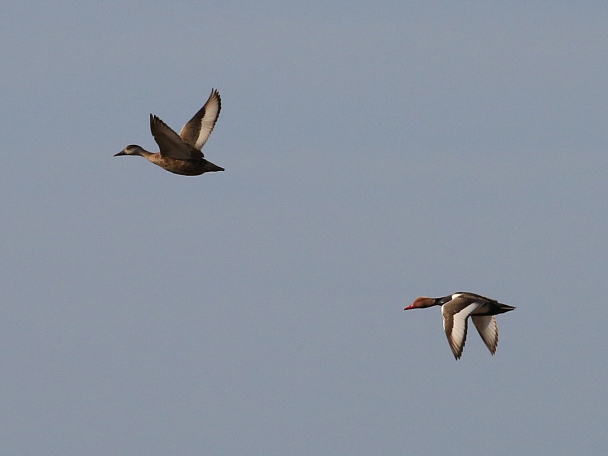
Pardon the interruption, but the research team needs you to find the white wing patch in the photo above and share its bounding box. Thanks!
[179,89,221,151]
[442,302,480,359]
[472,315,499,355]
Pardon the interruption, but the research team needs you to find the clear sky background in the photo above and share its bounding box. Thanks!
[2,1,607,455]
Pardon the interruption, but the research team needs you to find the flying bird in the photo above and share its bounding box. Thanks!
[115,89,224,175]
[404,292,515,360]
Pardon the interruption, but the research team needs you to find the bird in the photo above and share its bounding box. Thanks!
[404,292,515,360]
[115,88,224,176]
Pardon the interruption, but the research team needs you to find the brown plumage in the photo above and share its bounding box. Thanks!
[405,292,515,360]
[115,89,224,176]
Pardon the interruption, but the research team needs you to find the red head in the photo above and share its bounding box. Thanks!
[404,296,436,310]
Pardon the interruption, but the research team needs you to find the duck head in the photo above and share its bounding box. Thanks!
[115,145,147,157]
[404,296,437,310]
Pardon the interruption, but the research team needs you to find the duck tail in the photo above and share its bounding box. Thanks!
[203,160,225,173]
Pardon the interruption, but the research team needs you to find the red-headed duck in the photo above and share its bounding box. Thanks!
[405,292,515,360]
[115,89,224,176]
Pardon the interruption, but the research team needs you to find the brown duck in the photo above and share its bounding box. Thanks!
[405,292,515,360]
[115,89,224,176]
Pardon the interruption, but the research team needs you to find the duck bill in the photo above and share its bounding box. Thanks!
[404,304,415,310]
[114,151,126,156]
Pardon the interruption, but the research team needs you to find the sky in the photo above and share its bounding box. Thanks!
[2,1,608,454]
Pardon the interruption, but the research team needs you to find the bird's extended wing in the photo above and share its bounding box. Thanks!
[180,89,221,151]
[150,114,200,160]
[442,296,483,359]
[472,315,499,355]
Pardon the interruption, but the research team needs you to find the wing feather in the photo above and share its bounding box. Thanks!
[180,89,221,150]
[442,297,482,360]
[150,115,200,160]
[472,316,499,355]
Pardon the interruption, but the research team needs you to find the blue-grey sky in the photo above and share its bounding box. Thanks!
[2,2,607,454]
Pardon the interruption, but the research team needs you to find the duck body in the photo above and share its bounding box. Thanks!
[116,144,224,176]
[405,292,515,360]
[115,89,224,176]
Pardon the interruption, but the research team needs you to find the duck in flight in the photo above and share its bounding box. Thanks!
[405,292,515,360]
[115,89,224,176]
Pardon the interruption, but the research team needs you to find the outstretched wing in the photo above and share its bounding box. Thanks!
[180,89,221,151]
[442,295,483,359]
[472,315,499,355]
[150,114,201,160]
